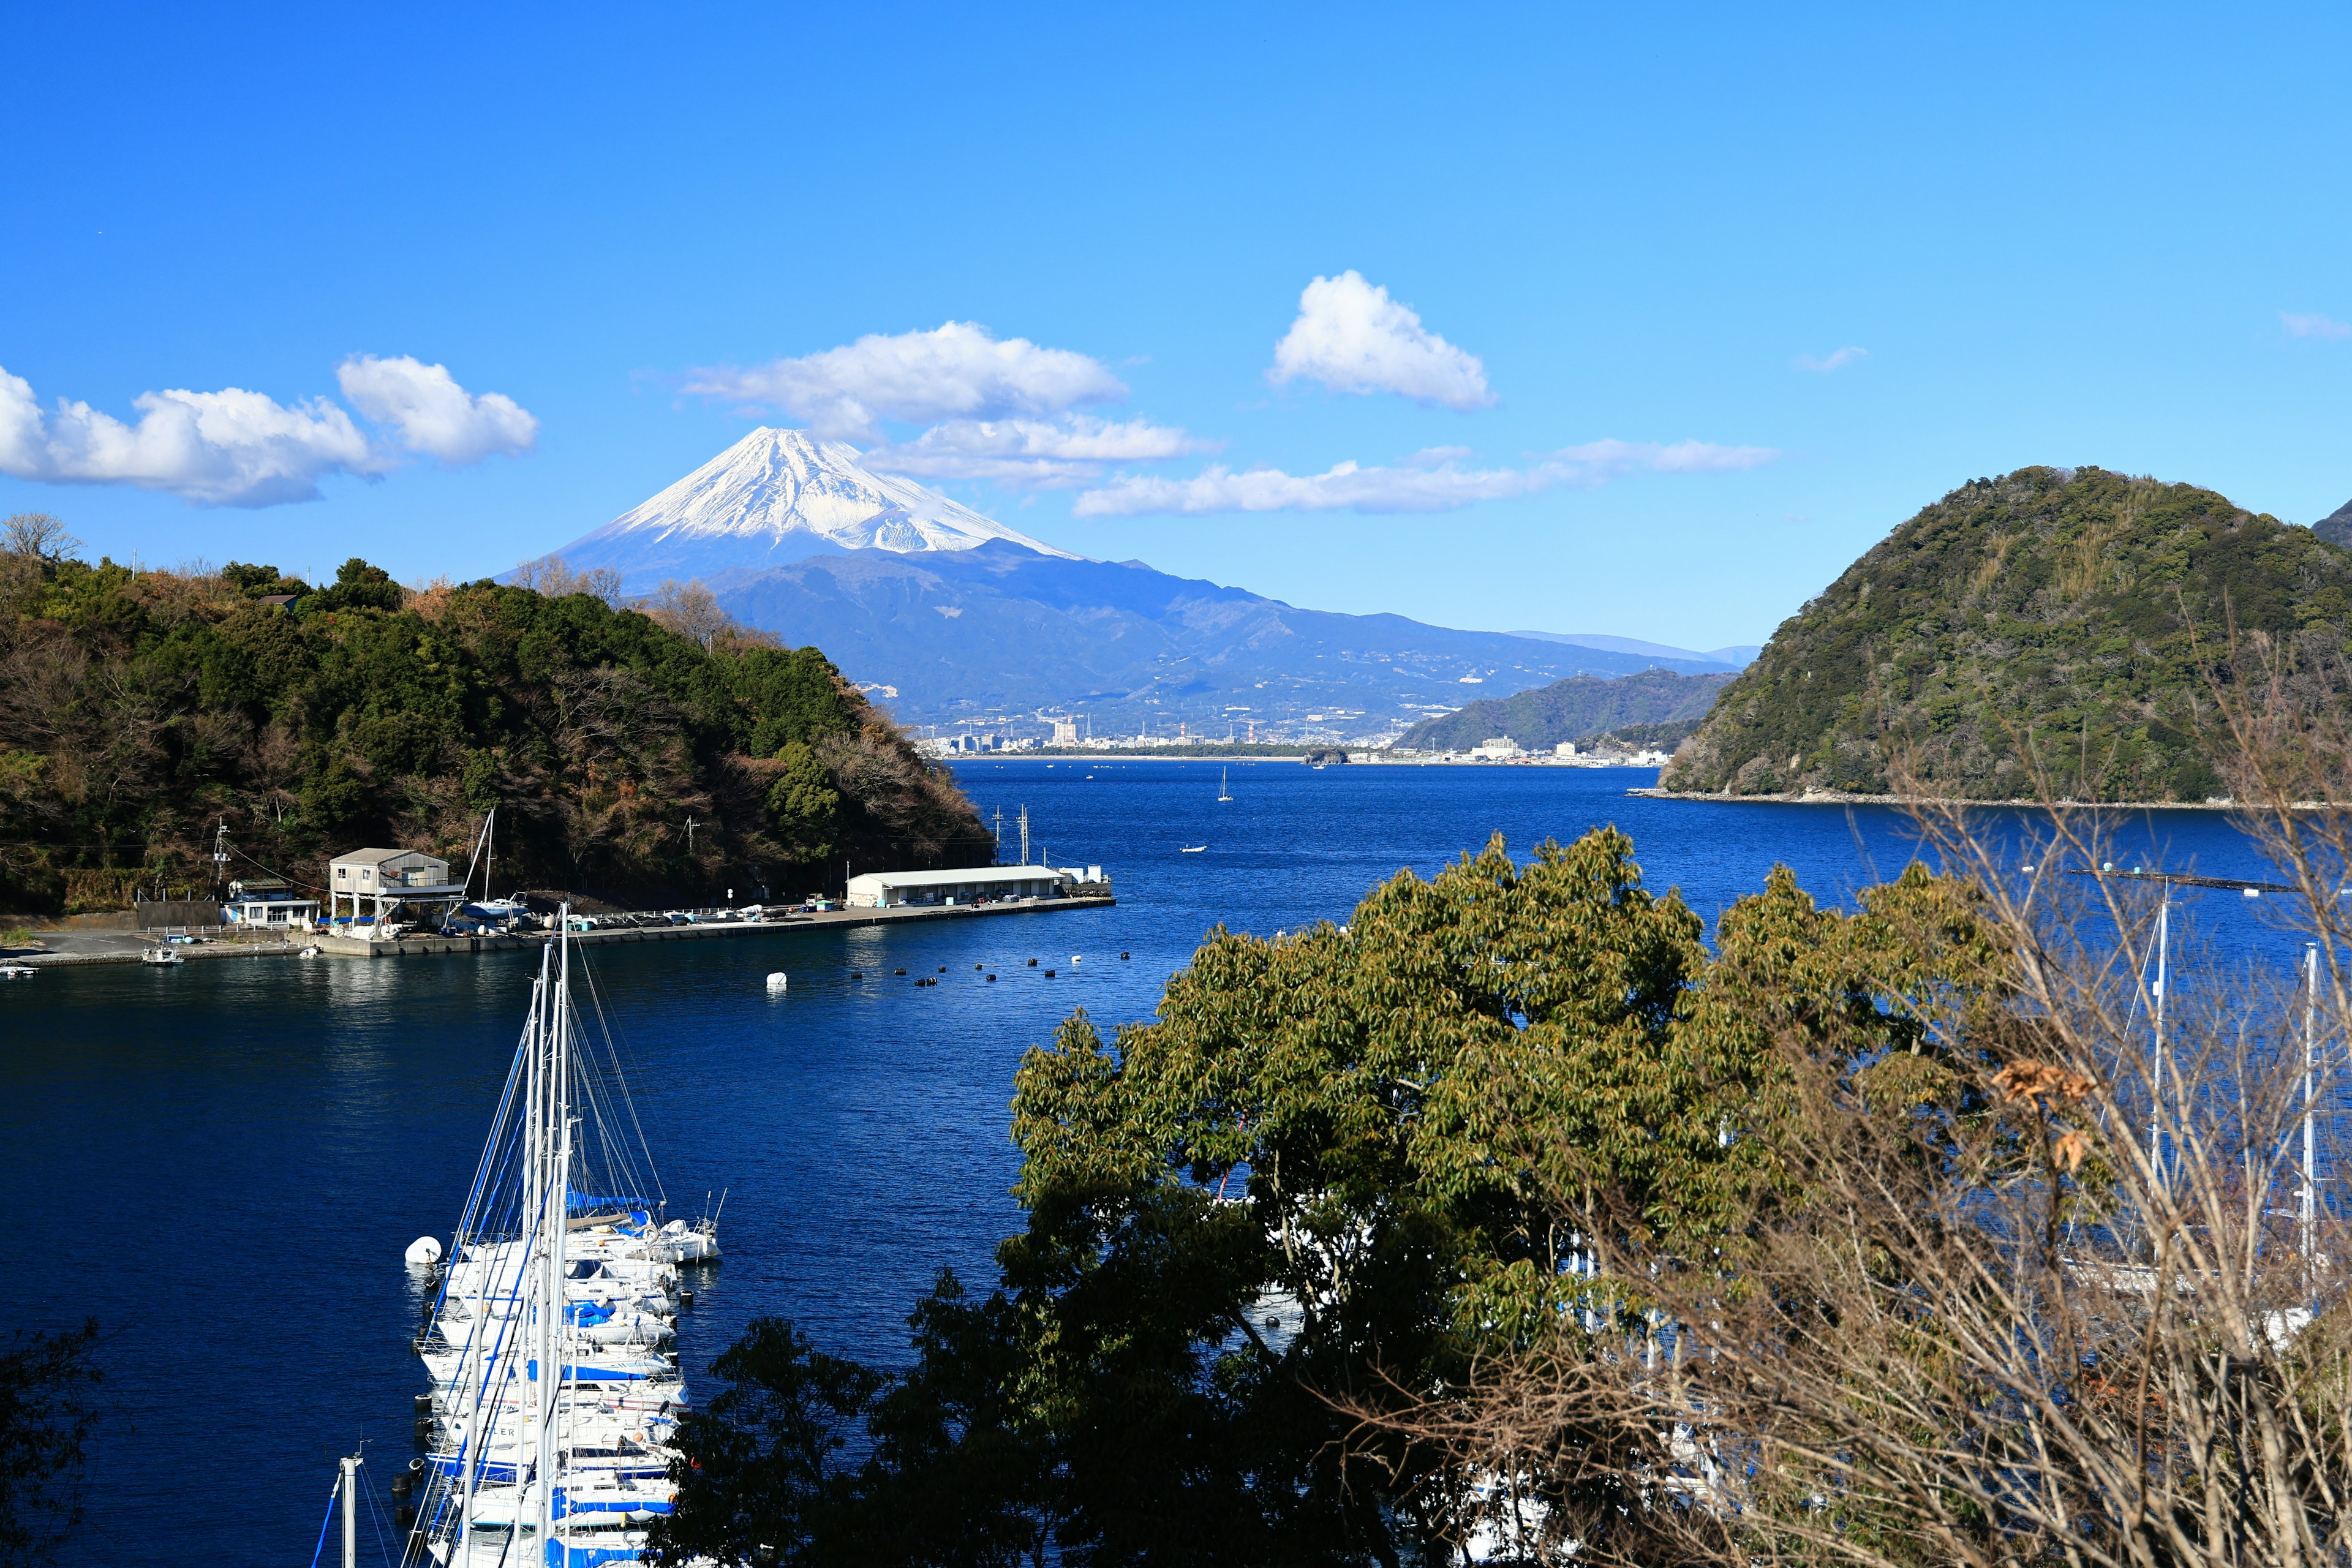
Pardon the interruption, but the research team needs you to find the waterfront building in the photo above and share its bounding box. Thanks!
[328,847,467,935]
[222,876,322,929]
[843,864,1107,909]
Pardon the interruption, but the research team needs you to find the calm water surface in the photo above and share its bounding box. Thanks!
[0,763,2293,1563]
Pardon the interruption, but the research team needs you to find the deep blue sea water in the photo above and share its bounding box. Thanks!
[0,761,2305,1564]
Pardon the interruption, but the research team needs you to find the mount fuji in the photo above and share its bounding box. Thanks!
[529,428,1738,737]
[548,428,1073,587]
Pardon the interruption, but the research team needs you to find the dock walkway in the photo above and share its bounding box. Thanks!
[8,892,1115,969]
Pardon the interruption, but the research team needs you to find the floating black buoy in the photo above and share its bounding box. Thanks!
[937,965,946,973]
[396,1503,417,1529]
[414,1416,434,1445]
[1044,969,1057,978]
[391,1471,415,1498]
[974,963,984,970]
[680,1289,695,1309]
[1027,957,1038,967]
[894,967,906,974]
[986,973,995,981]
[851,971,862,979]
[414,1393,433,1414]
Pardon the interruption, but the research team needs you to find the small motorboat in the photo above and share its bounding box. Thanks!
[298,944,322,957]
[0,963,37,979]
[141,946,184,967]
[1180,844,1208,853]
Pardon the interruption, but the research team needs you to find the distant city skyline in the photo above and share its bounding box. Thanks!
[4,3,2348,649]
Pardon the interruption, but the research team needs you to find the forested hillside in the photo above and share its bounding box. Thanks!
[1397,668,1732,752]
[0,519,990,914]
[1662,466,2352,801]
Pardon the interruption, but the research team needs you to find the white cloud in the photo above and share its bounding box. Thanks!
[0,364,384,507]
[1267,271,1493,410]
[337,354,538,463]
[684,322,1128,441]
[2282,312,2352,341]
[1071,439,1775,518]
[1551,438,1779,477]
[863,415,1212,488]
[0,358,537,507]
[1793,345,1871,372]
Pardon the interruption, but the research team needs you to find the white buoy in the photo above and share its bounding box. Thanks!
[1072,955,1081,963]
[766,971,788,990]
[404,1235,443,1267]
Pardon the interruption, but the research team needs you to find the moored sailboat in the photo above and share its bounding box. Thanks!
[396,914,717,1567]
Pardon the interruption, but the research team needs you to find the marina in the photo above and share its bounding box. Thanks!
[394,916,709,1566]
[7,880,1114,968]
[4,762,2312,1566]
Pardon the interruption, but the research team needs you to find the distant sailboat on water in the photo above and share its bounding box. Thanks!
[1218,768,1233,802]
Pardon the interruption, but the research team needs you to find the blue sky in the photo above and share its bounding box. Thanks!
[4,2,2348,649]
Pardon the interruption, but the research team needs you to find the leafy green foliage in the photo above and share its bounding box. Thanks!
[0,545,990,911]
[656,831,2007,1563]
[650,1320,884,1568]
[0,1319,104,1568]
[1665,466,2352,799]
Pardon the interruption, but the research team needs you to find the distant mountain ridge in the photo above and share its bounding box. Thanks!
[1507,631,1757,668]
[2315,497,2352,550]
[533,428,1749,737]
[1397,669,1734,752]
[698,545,1733,733]
[550,428,1071,587]
[1664,466,2352,801]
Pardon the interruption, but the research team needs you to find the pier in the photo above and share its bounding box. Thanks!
[6,889,1115,969]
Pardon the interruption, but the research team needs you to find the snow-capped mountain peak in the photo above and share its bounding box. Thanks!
[548,428,1074,586]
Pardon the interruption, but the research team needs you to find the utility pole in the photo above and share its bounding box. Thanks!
[1019,806,1030,867]
[2150,891,2168,1182]
[2305,943,2320,1273]
[993,809,1005,864]
[685,815,700,857]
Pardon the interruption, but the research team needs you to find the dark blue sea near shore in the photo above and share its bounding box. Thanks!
[0,761,2304,1564]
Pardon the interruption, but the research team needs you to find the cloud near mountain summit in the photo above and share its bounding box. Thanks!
[1072,439,1777,517]
[684,322,1203,486]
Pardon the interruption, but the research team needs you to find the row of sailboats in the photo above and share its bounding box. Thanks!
[395,914,720,1567]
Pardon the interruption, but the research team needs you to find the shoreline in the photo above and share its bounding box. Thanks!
[1626,786,2252,812]
[6,894,1116,970]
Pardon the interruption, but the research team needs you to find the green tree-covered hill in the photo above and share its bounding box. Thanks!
[1662,466,2352,801]
[1397,668,1732,752]
[0,532,992,913]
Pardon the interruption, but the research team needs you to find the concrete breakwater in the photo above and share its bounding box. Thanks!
[6,891,1116,969]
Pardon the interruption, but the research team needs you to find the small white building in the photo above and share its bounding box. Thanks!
[328,847,466,935]
[223,876,320,929]
[1554,741,1578,758]
[843,865,1106,909]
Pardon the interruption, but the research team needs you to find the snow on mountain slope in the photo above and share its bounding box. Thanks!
[549,427,1074,586]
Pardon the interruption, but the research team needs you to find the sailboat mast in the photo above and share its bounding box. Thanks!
[341,1454,358,1568]
[536,913,571,1556]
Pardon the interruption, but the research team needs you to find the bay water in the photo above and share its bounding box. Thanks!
[1,762,2290,1562]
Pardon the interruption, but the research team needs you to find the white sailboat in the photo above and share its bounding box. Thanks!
[401,914,718,1567]
[1218,768,1233,802]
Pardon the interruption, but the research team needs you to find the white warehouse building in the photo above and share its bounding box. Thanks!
[843,865,1108,910]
